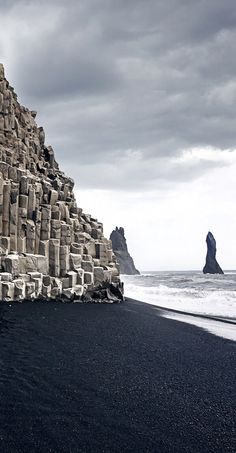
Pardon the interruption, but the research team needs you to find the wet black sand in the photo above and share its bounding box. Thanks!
[0,298,235,453]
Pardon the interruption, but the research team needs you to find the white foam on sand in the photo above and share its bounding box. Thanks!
[123,276,236,318]
[122,273,236,341]
[161,311,236,342]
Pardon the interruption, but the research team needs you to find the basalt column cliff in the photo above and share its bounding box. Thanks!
[0,64,123,302]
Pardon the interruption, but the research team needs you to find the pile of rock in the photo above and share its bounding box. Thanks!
[0,64,123,302]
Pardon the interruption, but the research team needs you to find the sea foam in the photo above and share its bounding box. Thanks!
[122,271,236,340]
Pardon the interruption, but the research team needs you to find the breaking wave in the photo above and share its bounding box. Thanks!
[122,271,236,319]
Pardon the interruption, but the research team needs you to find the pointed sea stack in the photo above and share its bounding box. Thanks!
[203,232,224,274]
[0,63,123,302]
[110,227,140,275]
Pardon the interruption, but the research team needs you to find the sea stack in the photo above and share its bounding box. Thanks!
[203,232,224,275]
[0,63,123,302]
[110,227,140,275]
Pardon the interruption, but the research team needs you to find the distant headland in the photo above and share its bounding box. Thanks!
[110,227,140,275]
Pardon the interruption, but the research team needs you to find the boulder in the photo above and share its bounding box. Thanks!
[18,254,49,274]
[4,255,19,277]
[81,260,94,273]
[69,253,82,271]
[14,279,25,300]
[83,282,124,304]
[25,281,36,299]
[2,281,14,300]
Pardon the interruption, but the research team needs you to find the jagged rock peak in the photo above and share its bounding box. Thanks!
[203,231,224,275]
[0,64,4,80]
[110,227,140,275]
[0,63,123,302]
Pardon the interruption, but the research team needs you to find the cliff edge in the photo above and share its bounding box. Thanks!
[0,63,123,302]
[203,232,224,275]
[110,227,140,275]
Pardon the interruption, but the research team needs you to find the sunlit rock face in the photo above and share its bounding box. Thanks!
[0,63,123,302]
[203,232,224,275]
[110,227,140,275]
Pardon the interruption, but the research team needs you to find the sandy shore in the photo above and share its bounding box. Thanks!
[0,298,235,452]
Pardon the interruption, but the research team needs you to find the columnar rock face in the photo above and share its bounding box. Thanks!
[0,64,123,302]
[110,227,140,275]
[203,231,224,275]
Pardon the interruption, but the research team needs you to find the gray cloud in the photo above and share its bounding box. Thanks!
[1,0,236,190]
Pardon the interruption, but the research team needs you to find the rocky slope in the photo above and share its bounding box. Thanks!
[110,227,139,275]
[0,64,123,302]
[203,232,224,274]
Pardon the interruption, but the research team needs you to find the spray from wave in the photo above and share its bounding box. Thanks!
[122,272,236,341]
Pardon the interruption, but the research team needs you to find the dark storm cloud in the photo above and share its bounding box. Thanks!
[0,0,16,10]
[18,51,122,99]
[1,0,236,189]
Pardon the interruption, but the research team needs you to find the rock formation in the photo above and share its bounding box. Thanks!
[203,231,224,274]
[110,227,139,275]
[0,63,123,302]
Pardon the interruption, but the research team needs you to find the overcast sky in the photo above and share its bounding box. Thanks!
[1,0,236,270]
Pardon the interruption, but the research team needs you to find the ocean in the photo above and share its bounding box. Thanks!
[123,271,236,341]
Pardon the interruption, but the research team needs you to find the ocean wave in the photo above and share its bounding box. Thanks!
[122,273,236,318]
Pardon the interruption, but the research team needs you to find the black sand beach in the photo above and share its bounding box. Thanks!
[0,298,235,453]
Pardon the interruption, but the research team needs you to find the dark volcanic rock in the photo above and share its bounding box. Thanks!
[110,227,140,275]
[203,232,224,274]
[81,282,124,303]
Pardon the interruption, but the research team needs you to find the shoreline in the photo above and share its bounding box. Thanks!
[0,297,235,452]
[126,297,236,342]
[126,297,236,324]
